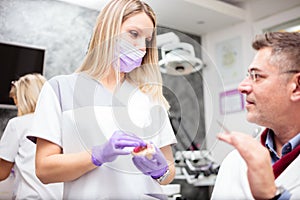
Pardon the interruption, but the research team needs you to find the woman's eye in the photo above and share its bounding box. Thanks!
[129,30,138,38]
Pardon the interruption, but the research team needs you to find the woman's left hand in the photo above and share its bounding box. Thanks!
[132,144,168,179]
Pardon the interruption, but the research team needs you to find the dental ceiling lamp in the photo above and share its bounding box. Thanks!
[157,32,203,76]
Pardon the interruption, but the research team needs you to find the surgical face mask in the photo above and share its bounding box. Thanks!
[116,39,146,73]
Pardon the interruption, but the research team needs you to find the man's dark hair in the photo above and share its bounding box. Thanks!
[252,32,300,71]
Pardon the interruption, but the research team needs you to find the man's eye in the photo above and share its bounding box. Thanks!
[248,70,264,81]
[252,73,265,82]
[254,73,263,79]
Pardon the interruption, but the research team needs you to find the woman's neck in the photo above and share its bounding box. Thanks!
[100,71,125,92]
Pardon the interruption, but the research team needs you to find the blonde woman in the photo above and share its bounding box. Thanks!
[29,0,177,198]
[0,73,63,199]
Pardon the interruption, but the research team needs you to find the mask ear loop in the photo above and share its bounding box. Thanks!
[113,37,121,87]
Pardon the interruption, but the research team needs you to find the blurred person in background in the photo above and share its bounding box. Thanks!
[0,73,63,199]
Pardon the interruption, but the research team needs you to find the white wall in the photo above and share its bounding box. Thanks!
[202,1,300,164]
[202,22,256,164]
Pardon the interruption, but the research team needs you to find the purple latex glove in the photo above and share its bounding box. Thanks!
[132,144,168,179]
[91,130,146,166]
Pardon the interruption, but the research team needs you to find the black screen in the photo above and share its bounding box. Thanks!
[0,42,45,107]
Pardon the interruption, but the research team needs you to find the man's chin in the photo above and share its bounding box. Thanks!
[246,113,257,123]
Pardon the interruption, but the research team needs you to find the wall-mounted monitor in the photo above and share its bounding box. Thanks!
[0,41,45,108]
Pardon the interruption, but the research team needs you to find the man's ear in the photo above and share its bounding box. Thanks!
[291,73,300,101]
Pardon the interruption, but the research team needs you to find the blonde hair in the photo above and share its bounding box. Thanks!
[76,0,169,109]
[10,73,46,116]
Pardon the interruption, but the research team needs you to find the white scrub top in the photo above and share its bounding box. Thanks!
[29,73,177,199]
[0,114,63,200]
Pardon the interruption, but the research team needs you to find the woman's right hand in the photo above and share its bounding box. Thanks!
[91,130,146,166]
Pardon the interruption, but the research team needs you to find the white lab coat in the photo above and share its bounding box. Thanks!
[0,114,63,199]
[29,73,177,199]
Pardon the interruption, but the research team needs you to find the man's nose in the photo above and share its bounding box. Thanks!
[238,78,252,94]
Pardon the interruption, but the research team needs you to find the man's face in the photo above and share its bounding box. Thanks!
[238,47,290,127]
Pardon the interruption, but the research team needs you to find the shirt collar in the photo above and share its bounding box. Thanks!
[265,130,300,158]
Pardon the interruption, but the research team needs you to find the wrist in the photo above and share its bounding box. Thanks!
[151,167,170,183]
[269,185,285,200]
[91,154,102,166]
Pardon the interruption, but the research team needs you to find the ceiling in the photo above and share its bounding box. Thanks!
[56,0,249,36]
